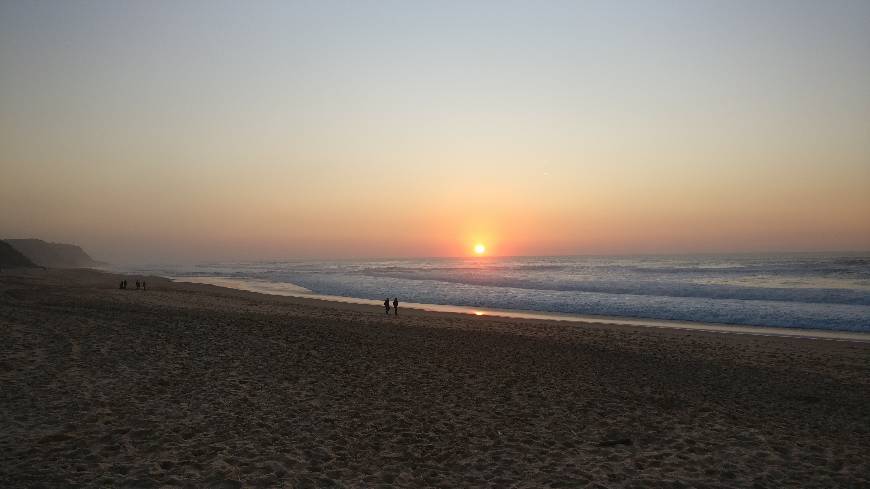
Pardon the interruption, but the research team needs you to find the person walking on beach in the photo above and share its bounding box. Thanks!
[393,297,399,316]
[136,280,140,290]
[384,298,391,315]
[142,281,146,291]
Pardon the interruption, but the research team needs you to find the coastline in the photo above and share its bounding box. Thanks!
[174,275,870,343]
[2,268,870,487]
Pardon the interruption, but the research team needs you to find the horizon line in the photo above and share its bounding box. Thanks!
[106,248,870,266]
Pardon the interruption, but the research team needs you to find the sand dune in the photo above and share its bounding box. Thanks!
[1,269,868,487]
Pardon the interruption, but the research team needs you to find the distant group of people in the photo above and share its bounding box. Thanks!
[384,297,399,315]
[118,279,146,291]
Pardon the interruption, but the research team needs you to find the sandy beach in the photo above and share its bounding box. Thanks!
[1,268,869,488]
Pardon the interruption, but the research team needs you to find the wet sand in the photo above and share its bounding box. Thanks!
[176,276,870,343]
[1,268,869,488]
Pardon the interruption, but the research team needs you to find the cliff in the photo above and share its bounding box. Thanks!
[3,239,99,268]
[0,241,38,269]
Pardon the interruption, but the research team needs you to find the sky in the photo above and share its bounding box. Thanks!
[1,0,869,263]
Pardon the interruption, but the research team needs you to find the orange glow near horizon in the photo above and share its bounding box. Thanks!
[1,3,869,264]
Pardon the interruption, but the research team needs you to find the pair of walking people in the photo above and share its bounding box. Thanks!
[384,297,399,316]
[118,279,145,290]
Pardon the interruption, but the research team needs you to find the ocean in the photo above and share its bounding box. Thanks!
[121,253,870,333]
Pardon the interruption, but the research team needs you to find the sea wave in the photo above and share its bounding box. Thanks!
[118,253,870,333]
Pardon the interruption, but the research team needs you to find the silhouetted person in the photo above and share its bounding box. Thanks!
[119,280,124,290]
[142,281,146,291]
[384,298,391,315]
[136,280,140,290]
[123,280,127,289]
[393,297,399,316]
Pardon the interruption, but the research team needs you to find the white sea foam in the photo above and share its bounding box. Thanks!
[120,253,870,332]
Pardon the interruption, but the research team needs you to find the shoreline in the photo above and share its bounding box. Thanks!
[2,267,869,487]
[173,275,870,343]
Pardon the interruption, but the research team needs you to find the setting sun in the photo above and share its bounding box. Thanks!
[1,2,868,486]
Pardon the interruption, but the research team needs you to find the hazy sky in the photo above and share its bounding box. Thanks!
[2,0,869,263]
